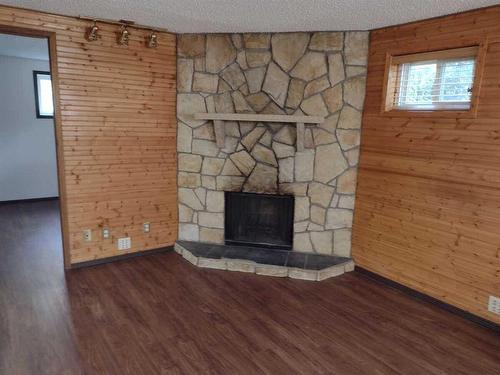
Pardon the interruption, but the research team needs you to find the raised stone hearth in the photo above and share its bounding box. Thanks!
[177,31,368,258]
[175,241,355,281]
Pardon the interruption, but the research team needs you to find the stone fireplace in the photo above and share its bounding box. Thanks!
[177,31,368,257]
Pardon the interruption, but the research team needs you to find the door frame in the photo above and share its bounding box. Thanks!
[0,25,71,269]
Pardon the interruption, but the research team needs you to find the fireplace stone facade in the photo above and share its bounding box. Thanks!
[176,31,369,257]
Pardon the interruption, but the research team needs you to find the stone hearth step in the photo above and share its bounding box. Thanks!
[174,241,354,281]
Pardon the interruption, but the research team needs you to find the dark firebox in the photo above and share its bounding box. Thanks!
[225,192,294,250]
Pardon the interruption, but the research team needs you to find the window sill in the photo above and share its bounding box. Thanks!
[380,108,478,119]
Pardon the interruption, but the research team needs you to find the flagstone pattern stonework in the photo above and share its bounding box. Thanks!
[176,31,369,257]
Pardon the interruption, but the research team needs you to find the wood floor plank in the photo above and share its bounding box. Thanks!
[0,200,499,374]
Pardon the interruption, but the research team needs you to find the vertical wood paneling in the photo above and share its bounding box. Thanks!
[353,6,500,323]
[0,5,177,264]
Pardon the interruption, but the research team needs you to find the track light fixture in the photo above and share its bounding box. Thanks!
[82,17,165,48]
[86,20,99,41]
[147,31,158,48]
[80,16,168,48]
[118,25,130,45]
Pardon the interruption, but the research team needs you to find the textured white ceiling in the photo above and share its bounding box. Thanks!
[0,34,49,60]
[2,0,500,33]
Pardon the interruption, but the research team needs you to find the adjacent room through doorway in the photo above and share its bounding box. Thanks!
[0,32,63,268]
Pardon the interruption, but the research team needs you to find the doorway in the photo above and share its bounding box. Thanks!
[0,30,67,268]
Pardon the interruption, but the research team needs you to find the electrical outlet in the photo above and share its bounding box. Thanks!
[83,229,92,242]
[117,237,131,250]
[143,222,150,233]
[102,228,110,239]
[488,296,500,315]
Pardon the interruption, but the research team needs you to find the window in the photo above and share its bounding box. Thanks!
[383,46,481,113]
[33,71,54,118]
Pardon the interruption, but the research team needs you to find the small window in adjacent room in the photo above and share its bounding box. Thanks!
[33,71,54,118]
[383,46,481,114]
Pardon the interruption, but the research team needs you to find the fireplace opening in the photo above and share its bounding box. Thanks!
[225,192,294,250]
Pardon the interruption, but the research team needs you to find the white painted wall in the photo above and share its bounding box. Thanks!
[0,55,59,201]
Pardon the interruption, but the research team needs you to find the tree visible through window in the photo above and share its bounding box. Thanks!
[397,58,475,109]
[33,71,54,118]
[384,46,479,112]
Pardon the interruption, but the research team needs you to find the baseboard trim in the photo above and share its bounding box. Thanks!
[70,246,174,269]
[355,267,500,333]
[0,196,59,205]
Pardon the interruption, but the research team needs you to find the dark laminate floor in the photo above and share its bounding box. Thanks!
[1,200,499,374]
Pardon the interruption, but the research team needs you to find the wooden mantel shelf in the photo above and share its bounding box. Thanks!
[194,113,324,151]
[194,112,324,124]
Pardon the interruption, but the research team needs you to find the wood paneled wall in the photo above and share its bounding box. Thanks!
[0,5,178,265]
[353,6,500,323]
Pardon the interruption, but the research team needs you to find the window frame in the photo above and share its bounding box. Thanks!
[380,44,487,118]
[33,70,54,119]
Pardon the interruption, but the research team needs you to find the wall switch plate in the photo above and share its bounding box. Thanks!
[83,229,92,242]
[143,222,150,233]
[102,228,110,239]
[117,237,131,250]
[488,296,500,315]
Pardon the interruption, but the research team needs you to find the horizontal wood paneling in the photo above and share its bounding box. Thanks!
[0,5,177,264]
[353,6,500,323]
